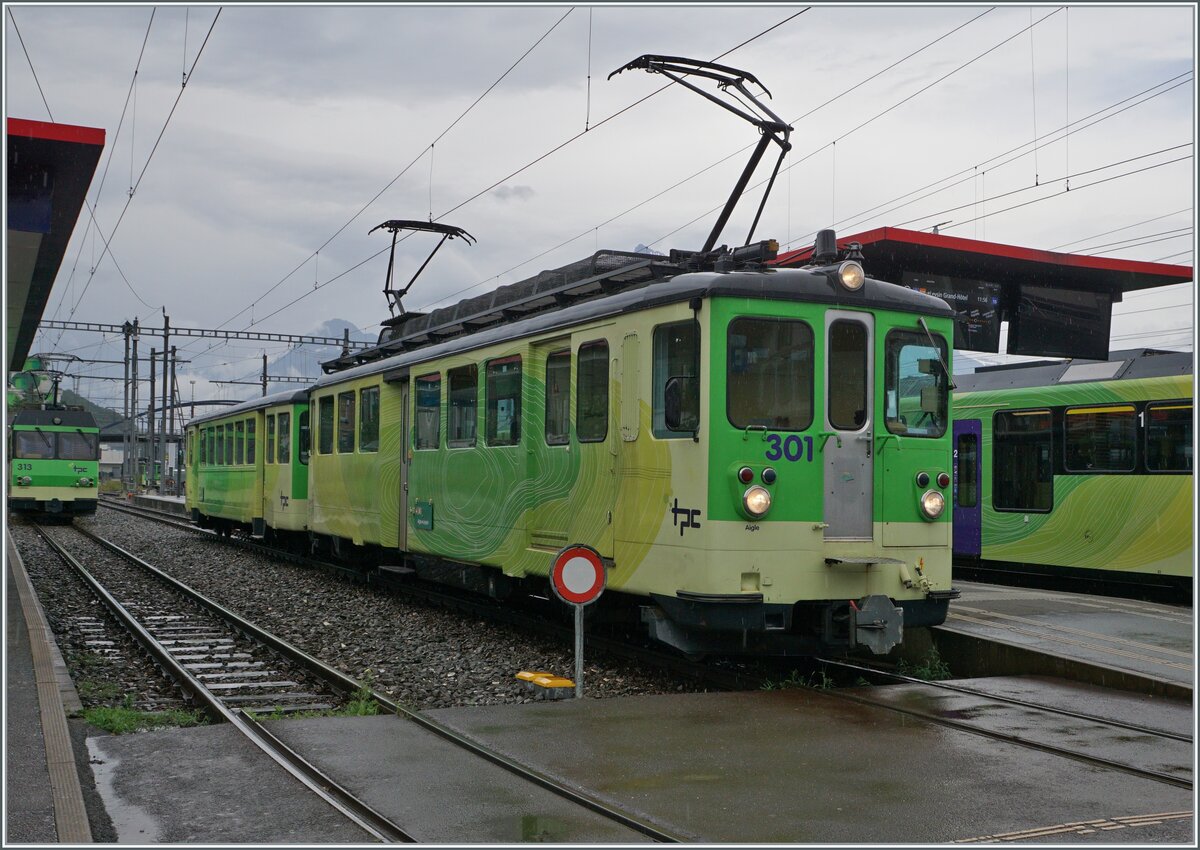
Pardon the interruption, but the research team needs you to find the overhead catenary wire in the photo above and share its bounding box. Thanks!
[206,6,577,336]
[7,7,54,121]
[228,8,813,328]
[56,8,222,330]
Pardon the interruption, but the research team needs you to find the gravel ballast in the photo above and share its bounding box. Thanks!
[13,508,712,712]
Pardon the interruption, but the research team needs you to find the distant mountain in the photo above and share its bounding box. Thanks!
[59,388,122,429]
[262,318,375,393]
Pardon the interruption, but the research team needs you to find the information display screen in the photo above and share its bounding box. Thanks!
[1007,284,1112,361]
[901,273,1002,352]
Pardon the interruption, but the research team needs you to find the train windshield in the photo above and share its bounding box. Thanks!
[57,431,99,460]
[726,317,814,430]
[12,429,55,459]
[884,330,949,438]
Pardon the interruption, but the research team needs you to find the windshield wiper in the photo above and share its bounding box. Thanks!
[918,317,956,390]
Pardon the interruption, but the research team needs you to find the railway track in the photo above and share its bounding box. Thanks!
[39,516,685,842]
[96,497,764,693]
[817,657,1192,791]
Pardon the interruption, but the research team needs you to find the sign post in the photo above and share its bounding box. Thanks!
[549,544,606,699]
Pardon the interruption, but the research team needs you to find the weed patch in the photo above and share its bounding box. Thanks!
[82,706,206,734]
[897,647,952,681]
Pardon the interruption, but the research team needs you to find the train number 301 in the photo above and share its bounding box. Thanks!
[765,434,814,463]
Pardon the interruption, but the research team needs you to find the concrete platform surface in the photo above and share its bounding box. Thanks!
[85,724,375,843]
[421,689,1193,844]
[943,581,1193,687]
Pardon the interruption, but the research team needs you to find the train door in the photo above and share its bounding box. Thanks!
[952,419,982,559]
[527,340,573,552]
[398,381,409,552]
[570,336,617,559]
[823,311,874,539]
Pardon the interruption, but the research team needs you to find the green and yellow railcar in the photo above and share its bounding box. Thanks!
[185,398,268,535]
[308,243,958,655]
[7,409,99,517]
[952,350,1193,598]
[260,390,312,541]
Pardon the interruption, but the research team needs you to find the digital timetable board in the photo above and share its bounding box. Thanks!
[901,272,1003,352]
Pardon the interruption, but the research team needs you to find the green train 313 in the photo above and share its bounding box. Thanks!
[8,408,100,519]
[186,233,959,657]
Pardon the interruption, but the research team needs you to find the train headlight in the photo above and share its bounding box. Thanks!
[18,476,32,487]
[743,485,772,518]
[919,489,945,520]
[78,477,93,488]
[837,261,865,291]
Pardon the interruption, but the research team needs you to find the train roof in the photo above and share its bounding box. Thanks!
[315,264,954,389]
[9,408,98,428]
[954,348,1193,393]
[186,387,309,428]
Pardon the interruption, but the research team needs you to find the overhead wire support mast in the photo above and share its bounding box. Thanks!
[609,55,793,253]
[38,320,374,350]
[368,220,476,317]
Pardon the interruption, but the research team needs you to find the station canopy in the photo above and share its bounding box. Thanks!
[776,226,1193,361]
[7,117,105,372]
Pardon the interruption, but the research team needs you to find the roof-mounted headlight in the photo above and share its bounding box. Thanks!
[837,261,865,291]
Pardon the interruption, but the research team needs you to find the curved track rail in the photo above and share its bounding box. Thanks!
[78,507,689,842]
[35,523,412,842]
[816,656,1191,790]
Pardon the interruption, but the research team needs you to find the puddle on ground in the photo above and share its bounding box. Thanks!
[86,737,162,843]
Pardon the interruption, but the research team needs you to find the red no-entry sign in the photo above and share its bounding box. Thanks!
[550,544,606,606]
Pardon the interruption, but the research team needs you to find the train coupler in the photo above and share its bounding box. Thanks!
[850,595,903,655]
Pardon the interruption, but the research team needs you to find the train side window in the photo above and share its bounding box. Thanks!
[246,419,256,464]
[235,421,245,465]
[13,430,55,459]
[545,350,571,446]
[359,386,380,453]
[1146,401,1193,472]
[577,341,610,442]
[278,412,292,464]
[1064,405,1135,472]
[337,391,356,453]
[188,434,194,467]
[448,365,478,448]
[318,396,334,454]
[993,410,1053,511]
[956,433,978,508]
[207,428,215,466]
[226,424,235,466]
[199,429,206,465]
[266,415,276,464]
[487,356,522,446]
[726,318,813,430]
[415,373,441,449]
[653,320,699,438]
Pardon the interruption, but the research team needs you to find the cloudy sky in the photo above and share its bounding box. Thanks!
[5,3,1195,408]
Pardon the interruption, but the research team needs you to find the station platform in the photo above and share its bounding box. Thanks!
[5,535,92,843]
[918,581,1193,700]
[126,493,188,516]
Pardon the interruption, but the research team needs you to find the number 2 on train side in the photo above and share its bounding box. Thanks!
[764,434,814,462]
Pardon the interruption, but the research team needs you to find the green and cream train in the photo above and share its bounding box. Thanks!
[8,408,100,518]
[186,240,960,656]
[951,349,1193,599]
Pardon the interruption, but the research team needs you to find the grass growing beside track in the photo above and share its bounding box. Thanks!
[247,679,385,722]
[82,704,207,734]
[896,646,953,681]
